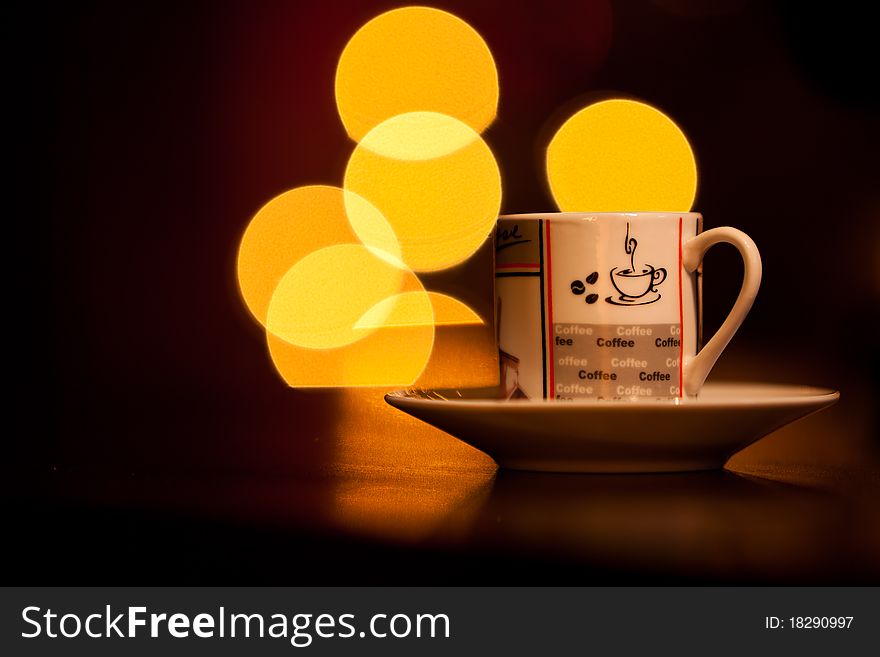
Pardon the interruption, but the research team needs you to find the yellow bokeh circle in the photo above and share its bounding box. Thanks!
[354,291,483,329]
[356,110,482,161]
[267,265,435,387]
[547,99,697,212]
[266,244,406,350]
[236,185,400,325]
[345,112,502,272]
[335,6,498,143]
[239,7,505,388]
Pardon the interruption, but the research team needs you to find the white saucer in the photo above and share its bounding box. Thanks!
[385,383,839,473]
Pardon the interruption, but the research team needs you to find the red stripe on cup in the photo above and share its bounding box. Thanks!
[545,222,555,399]
[678,216,684,399]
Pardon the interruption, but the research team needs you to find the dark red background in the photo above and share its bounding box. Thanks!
[10,0,878,582]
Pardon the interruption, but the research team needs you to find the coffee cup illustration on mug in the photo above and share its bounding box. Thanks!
[495,213,761,401]
[607,223,667,306]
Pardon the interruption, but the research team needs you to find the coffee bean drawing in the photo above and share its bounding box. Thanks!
[571,271,601,299]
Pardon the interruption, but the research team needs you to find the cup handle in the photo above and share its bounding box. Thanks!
[651,267,667,291]
[681,227,762,396]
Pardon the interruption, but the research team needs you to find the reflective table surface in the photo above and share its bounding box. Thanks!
[12,350,880,584]
[14,454,879,584]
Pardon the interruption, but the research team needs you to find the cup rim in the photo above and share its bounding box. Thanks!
[499,211,701,220]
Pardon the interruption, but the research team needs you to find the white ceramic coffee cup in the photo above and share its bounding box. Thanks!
[495,212,761,401]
